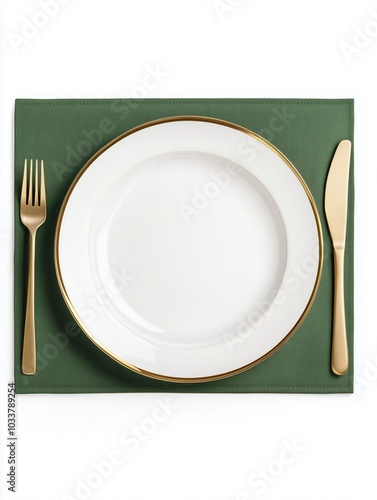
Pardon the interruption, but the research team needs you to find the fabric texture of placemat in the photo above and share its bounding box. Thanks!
[13,98,354,394]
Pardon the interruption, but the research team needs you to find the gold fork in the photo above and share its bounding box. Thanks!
[20,159,46,375]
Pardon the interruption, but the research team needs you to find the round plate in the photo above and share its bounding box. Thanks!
[55,117,323,382]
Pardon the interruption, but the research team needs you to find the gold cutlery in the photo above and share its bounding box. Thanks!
[20,159,46,375]
[324,140,351,376]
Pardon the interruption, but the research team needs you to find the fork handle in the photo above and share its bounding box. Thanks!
[331,247,349,376]
[22,230,37,375]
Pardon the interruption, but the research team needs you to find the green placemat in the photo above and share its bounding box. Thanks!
[14,98,354,394]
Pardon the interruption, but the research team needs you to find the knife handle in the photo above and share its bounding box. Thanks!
[331,247,348,375]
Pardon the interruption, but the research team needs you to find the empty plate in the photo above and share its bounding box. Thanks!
[55,117,323,382]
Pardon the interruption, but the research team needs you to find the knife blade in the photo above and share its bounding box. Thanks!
[324,139,351,376]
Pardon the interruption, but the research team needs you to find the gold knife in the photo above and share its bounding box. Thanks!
[324,140,351,375]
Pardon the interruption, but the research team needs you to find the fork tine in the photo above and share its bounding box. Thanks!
[35,160,39,206]
[40,160,46,206]
[21,159,27,205]
[28,159,33,206]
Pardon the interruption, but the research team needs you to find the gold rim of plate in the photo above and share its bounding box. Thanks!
[54,115,324,384]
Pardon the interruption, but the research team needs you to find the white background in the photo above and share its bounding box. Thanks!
[0,1,376,499]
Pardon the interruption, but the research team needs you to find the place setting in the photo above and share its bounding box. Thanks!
[13,98,354,394]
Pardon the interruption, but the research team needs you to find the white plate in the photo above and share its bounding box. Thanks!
[55,117,323,382]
